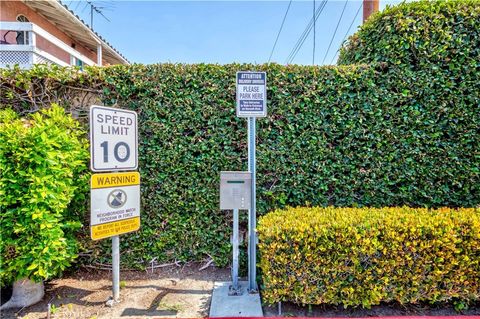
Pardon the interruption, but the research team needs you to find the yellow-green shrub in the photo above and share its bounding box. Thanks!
[258,207,480,308]
[0,105,89,285]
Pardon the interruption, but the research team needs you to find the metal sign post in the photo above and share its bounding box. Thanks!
[89,105,140,303]
[247,117,257,292]
[232,208,240,293]
[236,71,266,293]
[112,235,120,301]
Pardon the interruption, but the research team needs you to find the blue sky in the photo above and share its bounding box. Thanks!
[64,0,403,65]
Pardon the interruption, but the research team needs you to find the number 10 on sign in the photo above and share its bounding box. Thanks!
[90,105,138,172]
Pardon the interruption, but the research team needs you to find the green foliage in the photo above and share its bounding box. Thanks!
[338,0,480,68]
[258,206,480,307]
[0,105,89,284]
[1,61,479,268]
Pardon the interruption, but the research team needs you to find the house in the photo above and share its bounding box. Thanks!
[0,0,128,68]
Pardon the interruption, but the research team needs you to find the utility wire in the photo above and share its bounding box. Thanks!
[285,1,324,64]
[330,1,362,65]
[81,2,89,14]
[313,0,316,65]
[97,1,116,10]
[74,0,81,12]
[268,0,293,63]
[285,0,328,64]
[286,0,326,64]
[322,0,348,65]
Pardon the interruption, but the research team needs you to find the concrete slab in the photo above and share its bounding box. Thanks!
[209,281,263,317]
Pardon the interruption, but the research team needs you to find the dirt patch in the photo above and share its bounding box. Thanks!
[1,264,229,319]
[3,265,480,318]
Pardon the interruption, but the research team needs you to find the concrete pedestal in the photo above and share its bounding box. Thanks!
[209,281,263,317]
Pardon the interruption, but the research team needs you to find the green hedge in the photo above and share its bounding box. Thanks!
[1,62,478,268]
[258,206,480,308]
[0,1,478,268]
[338,0,480,68]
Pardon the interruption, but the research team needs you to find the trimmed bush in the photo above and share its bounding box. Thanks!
[258,206,480,308]
[0,105,89,285]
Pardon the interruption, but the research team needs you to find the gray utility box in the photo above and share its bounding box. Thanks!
[220,171,252,210]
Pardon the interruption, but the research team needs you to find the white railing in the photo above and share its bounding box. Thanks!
[0,21,97,68]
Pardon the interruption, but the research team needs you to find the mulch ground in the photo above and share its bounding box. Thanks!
[1,263,229,319]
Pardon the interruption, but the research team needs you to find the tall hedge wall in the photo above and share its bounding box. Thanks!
[1,61,478,267]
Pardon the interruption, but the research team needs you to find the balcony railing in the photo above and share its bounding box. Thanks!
[0,22,97,69]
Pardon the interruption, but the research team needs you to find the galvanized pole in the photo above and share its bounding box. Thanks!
[232,208,239,292]
[247,117,257,292]
[112,235,120,301]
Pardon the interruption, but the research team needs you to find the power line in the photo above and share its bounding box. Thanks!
[268,0,293,63]
[97,1,116,10]
[81,2,89,14]
[330,1,362,65]
[321,0,348,65]
[96,1,116,12]
[74,1,81,12]
[313,0,316,65]
[285,0,328,65]
[285,0,327,64]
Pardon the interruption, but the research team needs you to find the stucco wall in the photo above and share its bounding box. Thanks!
[1,1,103,65]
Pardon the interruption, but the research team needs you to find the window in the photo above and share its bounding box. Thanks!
[16,15,29,45]
[76,58,84,69]
[71,56,84,70]
[16,15,29,22]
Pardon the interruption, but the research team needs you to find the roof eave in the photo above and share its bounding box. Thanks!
[22,0,129,65]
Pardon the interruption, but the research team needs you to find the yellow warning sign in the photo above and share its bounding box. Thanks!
[91,171,140,189]
[91,216,140,240]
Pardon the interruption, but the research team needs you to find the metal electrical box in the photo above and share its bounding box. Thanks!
[220,171,252,210]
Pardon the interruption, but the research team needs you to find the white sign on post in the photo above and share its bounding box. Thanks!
[236,71,267,118]
[90,105,138,172]
[235,71,266,292]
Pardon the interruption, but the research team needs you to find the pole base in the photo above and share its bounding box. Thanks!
[228,284,243,296]
[105,296,120,307]
[247,287,259,294]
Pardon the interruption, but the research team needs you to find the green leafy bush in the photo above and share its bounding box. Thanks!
[258,206,480,307]
[338,0,480,68]
[0,105,89,284]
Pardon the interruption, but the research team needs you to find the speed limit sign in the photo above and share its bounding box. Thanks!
[90,105,138,172]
